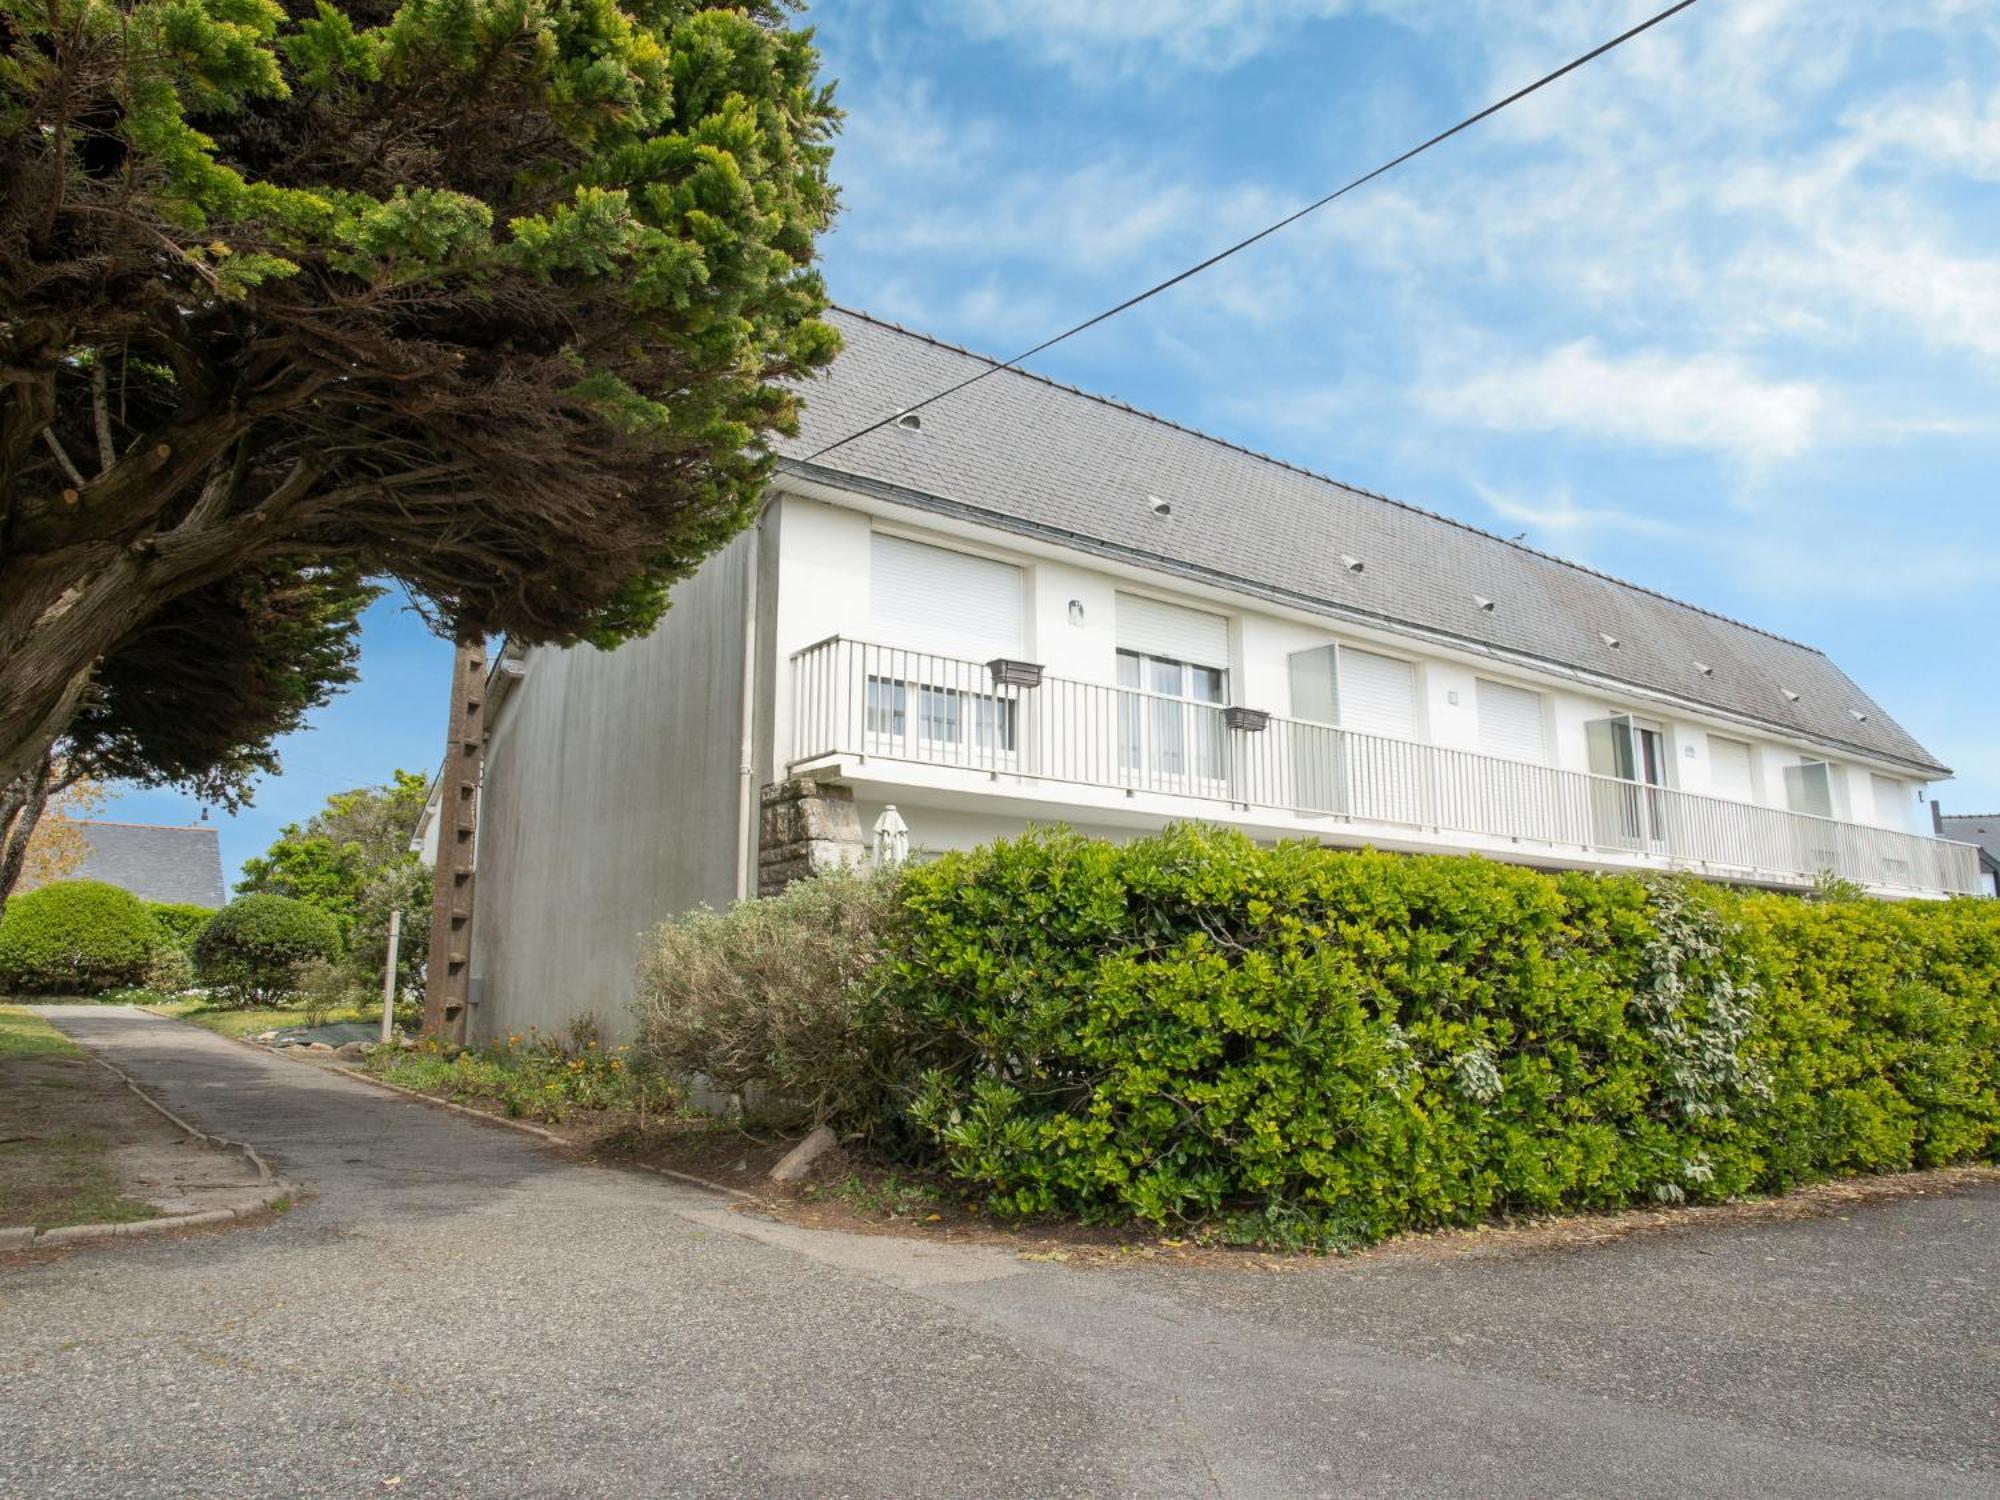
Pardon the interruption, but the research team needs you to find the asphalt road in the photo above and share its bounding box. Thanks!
[3,1006,1994,1499]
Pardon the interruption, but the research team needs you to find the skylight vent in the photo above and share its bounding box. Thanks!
[1599,633,1621,649]
[1147,494,1172,517]
[1849,708,1870,723]
[1339,554,1365,574]
[1693,661,1713,677]
[1473,595,1496,612]
[894,412,922,432]
[1781,688,1801,703]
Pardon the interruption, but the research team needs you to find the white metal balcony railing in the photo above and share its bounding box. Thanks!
[788,638,1985,897]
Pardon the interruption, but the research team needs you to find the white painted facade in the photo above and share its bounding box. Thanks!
[465,478,1979,1043]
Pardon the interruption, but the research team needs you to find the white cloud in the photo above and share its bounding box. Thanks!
[1472,482,1688,552]
[1423,342,1823,461]
[945,0,1353,74]
[1843,82,2000,180]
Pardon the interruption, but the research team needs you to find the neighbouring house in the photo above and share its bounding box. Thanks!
[24,819,226,909]
[452,309,1982,1041]
[1934,810,2000,899]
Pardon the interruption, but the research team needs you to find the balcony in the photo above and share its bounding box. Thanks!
[788,638,1984,898]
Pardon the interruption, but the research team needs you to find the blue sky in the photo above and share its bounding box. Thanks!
[100,0,2000,882]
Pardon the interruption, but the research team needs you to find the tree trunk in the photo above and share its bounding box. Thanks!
[0,456,319,788]
[0,754,55,916]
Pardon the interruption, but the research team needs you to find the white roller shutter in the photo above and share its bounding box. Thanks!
[1339,647,1418,740]
[1870,773,1907,831]
[870,534,1023,661]
[1708,735,1755,803]
[1116,593,1229,667]
[1476,678,1546,764]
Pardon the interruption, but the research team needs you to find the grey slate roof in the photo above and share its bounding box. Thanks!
[778,309,1949,777]
[68,821,225,908]
[1937,815,2000,870]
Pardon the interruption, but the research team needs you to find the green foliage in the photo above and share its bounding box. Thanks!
[634,866,902,1128]
[142,944,197,997]
[0,881,160,995]
[5,0,841,795]
[145,902,216,951]
[369,1027,669,1125]
[193,893,341,1007]
[873,826,2000,1249]
[238,770,429,971]
[293,956,365,1028]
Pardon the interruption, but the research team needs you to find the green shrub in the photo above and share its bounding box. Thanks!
[633,866,902,1128]
[143,944,197,997]
[145,902,215,951]
[0,881,160,995]
[194,894,342,1008]
[873,825,2000,1249]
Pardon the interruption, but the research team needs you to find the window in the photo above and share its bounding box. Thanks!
[1708,735,1756,803]
[1475,678,1546,764]
[1117,649,1226,781]
[1587,714,1669,848]
[1784,760,1835,819]
[866,676,1016,753]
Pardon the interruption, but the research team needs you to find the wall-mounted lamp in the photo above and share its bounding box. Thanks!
[1068,599,1086,627]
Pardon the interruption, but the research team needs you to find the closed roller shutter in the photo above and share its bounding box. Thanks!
[1339,647,1418,740]
[1708,735,1755,802]
[870,533,1023,661]
[1116,593,1229,667]
[1476,678,1546,763]
[1870,773,1907,831]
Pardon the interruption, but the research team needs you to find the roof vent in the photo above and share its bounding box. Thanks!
[1693,661,1713,677]
[893,411,922,432]
[1781,688,1801,703]
[1147,494,1172,517]
[1599,633,1621,649]
[1849,708,1870,723]
[1339,554,1365,574]
[1473,595,1496,612]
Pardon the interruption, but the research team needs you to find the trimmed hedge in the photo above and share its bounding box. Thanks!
[145,902,216,951]
[194,893,342,1007]
[0,880,160,995]
[872,825,2000,1248]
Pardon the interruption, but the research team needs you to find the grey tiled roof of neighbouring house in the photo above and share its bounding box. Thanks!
[1937,815,2000,868]
[67,821,226,908]
[777,309,1949,777]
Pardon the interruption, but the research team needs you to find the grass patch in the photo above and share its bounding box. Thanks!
[147,996,374,1038]
[366,1031,675,1125]
[0,1129,159,1231]
[0,1004,85,1061]
[0,1006,158,1232]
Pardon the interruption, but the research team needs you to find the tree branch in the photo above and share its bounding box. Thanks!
[40,427,85,488]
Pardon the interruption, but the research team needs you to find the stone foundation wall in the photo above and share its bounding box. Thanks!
[758,777,865,896]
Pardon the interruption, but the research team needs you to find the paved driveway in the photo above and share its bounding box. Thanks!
[3,1006,1994,1499]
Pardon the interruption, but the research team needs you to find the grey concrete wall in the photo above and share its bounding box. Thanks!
[468,532,753,1044]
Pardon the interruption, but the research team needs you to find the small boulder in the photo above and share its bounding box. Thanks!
[768,1125,839,1185]
[335,1040,372,1060]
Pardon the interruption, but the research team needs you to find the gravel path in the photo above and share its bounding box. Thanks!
[3,1005,1994,1499]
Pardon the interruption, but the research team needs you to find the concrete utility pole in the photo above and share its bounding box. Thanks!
[423,637,486,1043]
[378,908,402,1045]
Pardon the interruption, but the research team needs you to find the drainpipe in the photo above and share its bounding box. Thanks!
[735,524,762,902]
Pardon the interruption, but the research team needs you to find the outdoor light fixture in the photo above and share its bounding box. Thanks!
[1068,600,1086,626]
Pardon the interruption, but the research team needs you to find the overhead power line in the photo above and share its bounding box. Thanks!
[805,0,1702,463]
